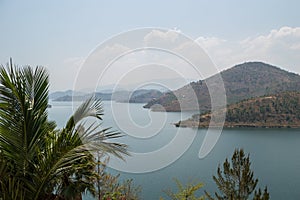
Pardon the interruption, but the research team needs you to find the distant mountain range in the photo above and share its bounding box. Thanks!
[144,62,300,112]
[49,90,86,100]
[50,89,163,103]
[175,92,300,128]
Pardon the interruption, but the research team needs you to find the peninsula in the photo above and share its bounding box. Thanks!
[175,92,300,128]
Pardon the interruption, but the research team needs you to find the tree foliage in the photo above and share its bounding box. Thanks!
[205,149,269,200]
[253,187,270,200]
[161,178,205,200]
[96,154,141,200]
[0,60,128,200]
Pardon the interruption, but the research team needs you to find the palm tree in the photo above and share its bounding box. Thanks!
[0,60,128,200]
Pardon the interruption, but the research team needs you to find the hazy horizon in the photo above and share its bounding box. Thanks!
[1,1,300,91]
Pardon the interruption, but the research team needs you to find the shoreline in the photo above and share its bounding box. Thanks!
[174,121,300,129]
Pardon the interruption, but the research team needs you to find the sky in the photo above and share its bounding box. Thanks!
[1,0,300,91]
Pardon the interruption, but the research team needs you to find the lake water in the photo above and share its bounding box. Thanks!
[48,101,300,200]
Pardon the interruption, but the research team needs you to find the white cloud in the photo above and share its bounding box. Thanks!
[196,26,300,74]
[144,29,180,45]
[55,27,300,91]
[73,29,215,91]
[196,37,227,49]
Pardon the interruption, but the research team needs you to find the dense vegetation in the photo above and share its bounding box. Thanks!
[0,62,132,199]
[144,62,300,112]
[177,92,300,128]
[225,92,300,127]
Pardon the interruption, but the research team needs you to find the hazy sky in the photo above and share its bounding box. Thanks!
[1,0,300,91]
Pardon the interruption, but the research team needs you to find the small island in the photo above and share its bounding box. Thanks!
[175,92,300,128]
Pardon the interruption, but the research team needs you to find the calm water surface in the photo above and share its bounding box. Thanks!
[48,101,300,200]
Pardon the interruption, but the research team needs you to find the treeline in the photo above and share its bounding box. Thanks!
[182,91,300,128]
[225,92,300,125]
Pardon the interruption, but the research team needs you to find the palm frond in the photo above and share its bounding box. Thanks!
[0,61,129,200]
[65,97,103,131]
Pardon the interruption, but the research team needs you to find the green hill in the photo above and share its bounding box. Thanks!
[176,92,300,128]
[144,62,300,112]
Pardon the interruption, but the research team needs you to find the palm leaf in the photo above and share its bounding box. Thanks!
[0,61,128,200]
